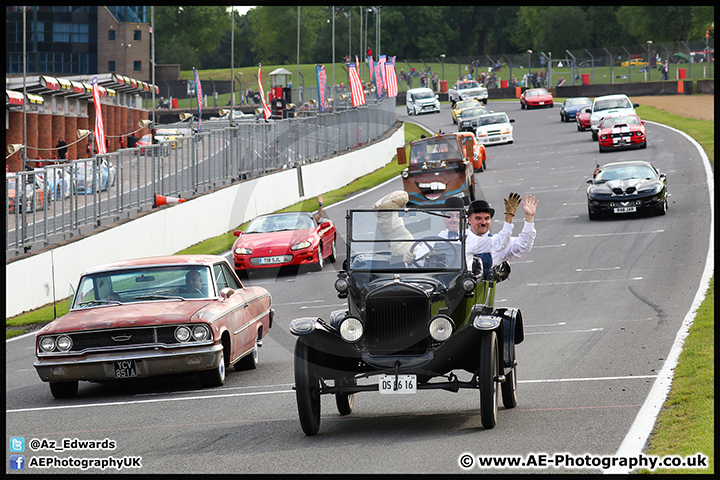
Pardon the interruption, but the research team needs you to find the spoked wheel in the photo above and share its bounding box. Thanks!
[501,364,518,409]
[294,341,322,435]
[478,331,499,429]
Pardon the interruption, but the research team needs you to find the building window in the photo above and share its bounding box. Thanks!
[133,29,141,41]
[134,60,142,72]
[108,29,116,41]
[108,61,116,72]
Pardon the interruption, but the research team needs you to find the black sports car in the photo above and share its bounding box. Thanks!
[289,204,524,435]
[586,160,668,220]
[457,106,490,132]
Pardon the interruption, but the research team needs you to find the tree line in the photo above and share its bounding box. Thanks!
[153,6,714,70]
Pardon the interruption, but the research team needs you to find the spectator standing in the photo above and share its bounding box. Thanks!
[431,72,438,91]
[56,137,68,160]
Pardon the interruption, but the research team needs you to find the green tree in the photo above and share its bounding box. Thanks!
[154,6,231,69]
[512,6,590,54]
[249,6,326,65]
[617,6,715,43]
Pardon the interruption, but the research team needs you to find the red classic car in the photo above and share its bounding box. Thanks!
[232,212,337,274]
[576,104,592,131]
[598,113,647,152]
[34,255,273,398]
[520,88,554,109]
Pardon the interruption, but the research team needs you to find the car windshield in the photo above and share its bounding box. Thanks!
[461,107,488,118]
[477,114,509,126]
[458,82,481,90]
[245,213,316,233]
[601,116,640,128]
[594,97,632,111]
[567,97,591,106]
[528,89,549,96]
[596,165,656,182]
[410,137,462,163]
[412,90,435,100]
[73,265,214,307]
[348,209,464,272]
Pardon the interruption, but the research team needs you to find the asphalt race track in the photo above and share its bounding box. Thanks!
[6,100,712,474]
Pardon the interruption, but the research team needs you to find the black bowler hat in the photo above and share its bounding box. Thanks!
[467,200,494,218]
[444,196,465,209]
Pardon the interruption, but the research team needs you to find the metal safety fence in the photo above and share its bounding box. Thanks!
[5,98,397,258]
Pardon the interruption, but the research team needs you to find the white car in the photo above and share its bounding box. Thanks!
[406,88,441,115]
[589,94,639,141]
[448,80,489,106]
[475,112,515,145]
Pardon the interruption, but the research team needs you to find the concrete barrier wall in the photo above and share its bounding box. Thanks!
[5,125,405,318]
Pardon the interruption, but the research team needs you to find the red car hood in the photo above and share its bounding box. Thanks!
[235,229,315,249]
[40,301,209,335]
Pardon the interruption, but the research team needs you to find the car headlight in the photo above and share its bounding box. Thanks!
[234,247,253,255]
[501,128,511,135]
[429,315,454,342]
[175,326,191,342]
[600,134,607,140]
[39,336,56,352]
[477,131,487,137]
[192,325,210,341]
[401,169,409,179]
[339,317,363,342]
[461,277,476,292]
[291,240,312,251]
[56,335,73,351]
[334,277,349,294]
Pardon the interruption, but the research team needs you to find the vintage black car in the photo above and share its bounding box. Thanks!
[289,206,524,435]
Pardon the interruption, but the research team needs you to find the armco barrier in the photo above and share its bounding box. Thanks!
[5,125,405,319]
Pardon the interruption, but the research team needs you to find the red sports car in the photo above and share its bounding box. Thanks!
[34,255,273,398]
[576,104,592,131]
[520,88,554,109]
[597,113,647,152]
[233,211,337,273]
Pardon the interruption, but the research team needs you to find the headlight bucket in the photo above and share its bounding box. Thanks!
[175,326,191,342]
[429,315,454,342]
[40,336,56,352]
[192,325,210,341]
[339,316,364,343]
[56,335,73,351]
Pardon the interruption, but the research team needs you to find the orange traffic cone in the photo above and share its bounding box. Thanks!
[154,194,187,207]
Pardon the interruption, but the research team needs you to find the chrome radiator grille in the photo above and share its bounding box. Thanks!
[364,290,430,355]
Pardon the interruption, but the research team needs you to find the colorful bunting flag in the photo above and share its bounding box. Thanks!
[91,76,106,154]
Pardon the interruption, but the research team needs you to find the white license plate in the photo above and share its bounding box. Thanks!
[379,374,416,394]
[488,137,500,142]
[614,206,637,213]
[114,360,138,378]
[538,101,545,105]
[259,256,286,265]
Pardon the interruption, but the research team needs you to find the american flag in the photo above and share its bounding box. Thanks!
[91,76,106,154]
[384,56,399,98]
[316,65,327,113]
[257,65,272,119]
[374,63,384,99]
[378,55,387,90]
[348,58,366,107]
[193,67,203,132]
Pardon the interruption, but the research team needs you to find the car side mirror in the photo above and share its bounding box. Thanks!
[319,221,332,229]
[586,178,593,184]
[233,230,242,236]
[509,119,515,123]
[633,103,640,108]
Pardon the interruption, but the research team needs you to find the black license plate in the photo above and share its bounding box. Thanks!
[113,360,138,378]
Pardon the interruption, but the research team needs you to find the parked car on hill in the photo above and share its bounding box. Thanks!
[33,255,273,398]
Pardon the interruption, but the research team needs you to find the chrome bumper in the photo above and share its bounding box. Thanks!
[34,344,224,382]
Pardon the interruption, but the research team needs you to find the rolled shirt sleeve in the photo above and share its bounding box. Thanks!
[465,221,513,268]
[492,221,536,264]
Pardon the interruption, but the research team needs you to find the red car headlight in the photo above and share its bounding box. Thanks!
[291,240,312,251]
[234,247,252,255]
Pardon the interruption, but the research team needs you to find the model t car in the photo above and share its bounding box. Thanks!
[289,200,524,435]
[396,133,480,207]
